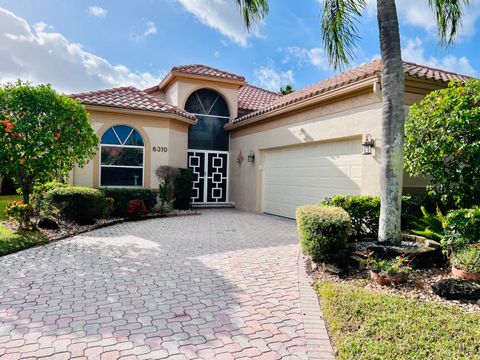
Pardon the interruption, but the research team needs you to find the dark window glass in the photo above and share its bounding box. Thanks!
[101,147,143,166]
[101,128,120,145]
[114,125,133,143]
[188,115,229,151]
[185,89,229,117]
[125,130,144,146]
[101,167,143,187]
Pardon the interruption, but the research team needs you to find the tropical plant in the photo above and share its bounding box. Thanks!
[0,81,98,205]
[408,206,445,241]
[451,245,480,274]
[405,79,480,208]
[279,84,295,95]
[156,166,180,210]
[363,254,412,276]
[234,0,469,244]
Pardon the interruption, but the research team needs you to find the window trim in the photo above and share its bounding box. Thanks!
[99,125,145,188]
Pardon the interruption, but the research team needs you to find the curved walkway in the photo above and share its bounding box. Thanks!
[0,209,334,359]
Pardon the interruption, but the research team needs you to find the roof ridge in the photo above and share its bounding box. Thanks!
[402,60,469,78]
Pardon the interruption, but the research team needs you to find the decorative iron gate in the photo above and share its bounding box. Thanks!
[188,150,228,204]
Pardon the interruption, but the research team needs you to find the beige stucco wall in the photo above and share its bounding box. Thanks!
[72,109,189,189]
[229,92,384,212]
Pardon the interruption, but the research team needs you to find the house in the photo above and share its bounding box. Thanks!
[69,60,468,218]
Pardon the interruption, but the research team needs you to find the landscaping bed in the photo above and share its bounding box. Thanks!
[316,282,480,360]
[311,261,480,313]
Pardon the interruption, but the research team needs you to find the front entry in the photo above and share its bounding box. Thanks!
[188,150,229,204]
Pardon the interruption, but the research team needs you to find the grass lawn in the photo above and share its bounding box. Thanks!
[0,224,46,256]
[317,282,480,360]
[0,195,21,220]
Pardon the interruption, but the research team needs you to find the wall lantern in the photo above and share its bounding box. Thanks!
[247,151,255,163]
[362,134,375,155]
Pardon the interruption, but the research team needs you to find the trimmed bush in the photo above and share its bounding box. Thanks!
[174,168,193,210]
[45,186,111,224]
[323,194,440,240]
[323,195,380,240]
[102,188,157,217]
[442,207,480,251]
[296,205,351,262]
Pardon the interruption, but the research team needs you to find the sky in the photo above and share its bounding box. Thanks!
[0,0,479,94]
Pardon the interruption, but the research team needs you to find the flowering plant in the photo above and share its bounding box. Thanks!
[127,199,147,219]
[5,200,35,229]
[363,254,412,276]
[451,245,480,274]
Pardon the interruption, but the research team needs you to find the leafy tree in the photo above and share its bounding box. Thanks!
[280,84,295,95]
[234,0,468,244]
[0,81,98,204]
[405,79,480,208]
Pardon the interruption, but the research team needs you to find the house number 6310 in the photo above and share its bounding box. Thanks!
[152,146,168,152]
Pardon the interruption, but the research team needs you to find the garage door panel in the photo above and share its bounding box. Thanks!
[263,140,362,218]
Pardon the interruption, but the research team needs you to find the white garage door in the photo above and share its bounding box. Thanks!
[262,139,362,218]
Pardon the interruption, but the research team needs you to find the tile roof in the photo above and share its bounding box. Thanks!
[172,64,246,82]
[71,86,196,120]
[238,85,281,114]
[233,59,470,124]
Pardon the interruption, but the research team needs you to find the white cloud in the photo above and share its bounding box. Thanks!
[283,47,330,70]
[0,8,163,93]
[254,66,294,92]
[177,0,261,47]
[402,37,477,76]
[365,0,480,39]
[130,21,157,42]
[88,5,107,18]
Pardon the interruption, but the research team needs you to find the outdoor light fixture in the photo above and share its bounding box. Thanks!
[362,134,375,155]
[247,151,255,163]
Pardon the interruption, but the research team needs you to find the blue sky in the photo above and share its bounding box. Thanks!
[0,0,479,94]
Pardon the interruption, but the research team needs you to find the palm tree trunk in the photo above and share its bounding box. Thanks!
[376,0,404,244]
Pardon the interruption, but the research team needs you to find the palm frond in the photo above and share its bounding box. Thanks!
[428,0,469,44]
[321,0,366,69]
[235,0,269,30]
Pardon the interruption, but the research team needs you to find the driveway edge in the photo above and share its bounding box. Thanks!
[297,252,336,360]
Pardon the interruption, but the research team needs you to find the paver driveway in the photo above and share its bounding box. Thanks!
[0,209,334,359]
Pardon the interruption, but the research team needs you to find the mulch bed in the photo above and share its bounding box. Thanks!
[309,259,480,313]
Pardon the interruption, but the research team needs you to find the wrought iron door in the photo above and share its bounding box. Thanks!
[188,150,228,204]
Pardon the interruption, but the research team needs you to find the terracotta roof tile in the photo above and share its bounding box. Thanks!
[71,86,196,120]
[238,84,281,113]
[172,64,245,82]
[233,59,470,123]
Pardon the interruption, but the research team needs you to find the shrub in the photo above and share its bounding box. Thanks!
[363,255,413,276]
[45,186,111,224]
[442,207,480,251]
[405,79,480,208]
[156,166,179,210]
[451,245,480,274]
[174,168,194,210]
[323,195,380,239]
[127,199,147,219]
[5,200,34,229]
[323,195,441,240]
[296,205,351,262]
[102,188,157,217]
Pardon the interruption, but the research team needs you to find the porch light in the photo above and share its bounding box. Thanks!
[247,151,255,163]
[362,134,375,155]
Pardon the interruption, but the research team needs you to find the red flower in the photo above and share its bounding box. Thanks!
[471,244,480,247]
[55,133,61,140]
[13,132,20,140]
[1,119,14,134]
[19,159,25,165]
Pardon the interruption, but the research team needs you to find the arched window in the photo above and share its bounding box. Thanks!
[100,125,144,187]
[186,89,230,151]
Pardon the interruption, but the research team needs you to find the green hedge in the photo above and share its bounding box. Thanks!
[102,188,158,217]
[296,205,351,262]
[44,186,112,224]
[322,194,439,240]
[174,168,193,210]
[443,207,480,251]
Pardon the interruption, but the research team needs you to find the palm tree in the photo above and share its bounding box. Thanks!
[235,0,468,244]
[280,84,295,95]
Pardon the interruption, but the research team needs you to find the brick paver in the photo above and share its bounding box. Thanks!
[0,209,334,359]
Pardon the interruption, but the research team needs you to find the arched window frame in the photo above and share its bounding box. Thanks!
[99,125,145,187]
[185,89,230,119]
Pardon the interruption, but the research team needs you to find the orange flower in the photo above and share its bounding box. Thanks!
[19,159,25,165]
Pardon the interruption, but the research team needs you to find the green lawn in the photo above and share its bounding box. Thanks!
[0,195,21,220]
[0,223,46,256]
[317,282,480,360]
